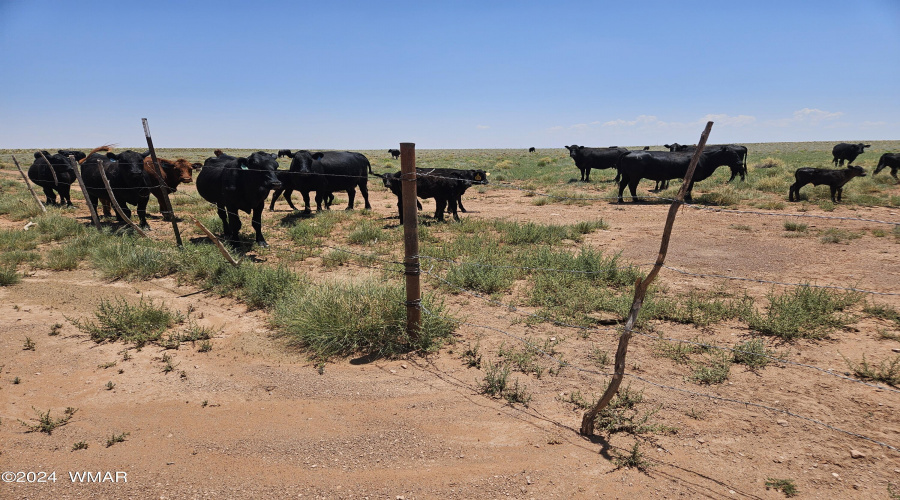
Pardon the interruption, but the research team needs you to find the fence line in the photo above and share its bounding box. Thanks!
[420,300,900,453]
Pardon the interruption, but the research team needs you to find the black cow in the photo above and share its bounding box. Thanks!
[436,168,488,214]
[874,153,900,182]
[27,150,82,206]
[388,149,401,159]
[273,150,372,213]
[268,170,334,211]
[196,151,282,247]
[528,147,536,153]
[832,143,870,167]
[80,150,152,228]
[380,168,477,223]
[665,143,748,182]
[616,146,742,203]
[789,166,866,202]
[564,145,629,182]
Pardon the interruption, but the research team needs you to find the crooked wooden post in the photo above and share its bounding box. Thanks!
[38,151,59,187]
[97,160,148,238]
[142,118,183,247]
[11,155,46,213]
[580,121,714,436]
[400,142,421,341]
[187,215,240,266]
[69,155,101,229]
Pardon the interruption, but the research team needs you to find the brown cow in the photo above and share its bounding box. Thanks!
[99,156,201,221]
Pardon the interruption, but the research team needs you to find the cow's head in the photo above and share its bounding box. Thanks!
[857,144,871,153]
[108,150,151,184]
[57,150,86,162]
[290,151,322,174]
[471,169,489,184]
[241,151,282,190]
[847,165,867,177]
[564,145,581,158]
[277,149,294,158]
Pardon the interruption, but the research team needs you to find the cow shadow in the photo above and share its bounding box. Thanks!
[278,210,317,227]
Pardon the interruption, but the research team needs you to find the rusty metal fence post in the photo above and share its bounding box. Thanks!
[400,142,421,341]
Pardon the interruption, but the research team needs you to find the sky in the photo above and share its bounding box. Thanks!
[1,0,898,149]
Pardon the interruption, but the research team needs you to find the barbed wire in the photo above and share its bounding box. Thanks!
[626,372,899,452]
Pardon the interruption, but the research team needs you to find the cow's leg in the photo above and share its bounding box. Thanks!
[269,188,283,211]
[892,167,899,183]
[283,190,299,210]
[88,195,100,216]
[227,206,242,243]
[136,197,150,229]
[789,182,803,202]
[59,185,73,206]
[614,170,621,184]
[434,197,447,221]
[251,203,267,247]
[580,168,586,182]
[833,187,841,203]
[358,182,371,210]
[116,200,133,224]
[448,197,460,221]
[300,191,312,213]
[216,204,231,238]
[100,198,112,217]
[314,192,324,211]
[585,168,591,182]
[728,169,737,183]
[684,181,695,203]
[396,199,404,224]
[628,179,640,203]
[617,177,628,203]
[345,188,356,210]
[457,197,467,213]
[40,186,57,205]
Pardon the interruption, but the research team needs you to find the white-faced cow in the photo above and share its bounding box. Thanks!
[564,145,629,183]
[832,143,870,167]
[80,150,152,228]
[616,146,742,203]
[273,150,372,213]
[789,165,866,202]
[196,151,282,247]
[874,153,900,183]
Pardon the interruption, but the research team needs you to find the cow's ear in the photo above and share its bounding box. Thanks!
[34,152,43,159]
[312,152,325,160]
[237,158,250,170]
[107,152,119,160]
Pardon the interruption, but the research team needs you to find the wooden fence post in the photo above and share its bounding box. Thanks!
[142,118,183,247]
[187,215,240,266]
[69,155,101,229]
[97,161,148,238]
[11,155,47,213]
[580,121,714,436]
[37,151,59,187]
[400,142,421,341]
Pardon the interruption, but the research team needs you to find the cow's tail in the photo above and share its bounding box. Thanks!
[80,144,113,164]
[366,158,373,176]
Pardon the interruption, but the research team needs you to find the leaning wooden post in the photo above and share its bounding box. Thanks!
[142,118,182,247]
[69,155,101,229]
[11,155,47,213]
[580,121,714,436]
[97,161,148,238]
[400,142,421,341]
[38,151,59,187]
[187,215,240,266]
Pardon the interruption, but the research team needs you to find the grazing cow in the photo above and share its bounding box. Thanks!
[388,149,401,159]
[141,157,201,221]
[874,153,900,182]
[26,146,109,206]
[789,166,866,202]
[564,145,629,182]
[196,151,282,247]
[665,143,748,181]
[617,146,742,203]
[273,150,372,213]
[832,143,870,167]
[80,150,152,228]
[528,147,536,153]
[380,168,478,223]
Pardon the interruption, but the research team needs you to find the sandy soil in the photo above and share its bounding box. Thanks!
[2,175,900,499]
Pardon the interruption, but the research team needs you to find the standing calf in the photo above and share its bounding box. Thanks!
[788,165,866,202]
[874,153,900,183]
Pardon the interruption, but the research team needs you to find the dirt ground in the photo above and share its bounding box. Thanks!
[2,175,900,499]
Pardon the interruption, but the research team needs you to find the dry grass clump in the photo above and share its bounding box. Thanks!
[754,157,785,169]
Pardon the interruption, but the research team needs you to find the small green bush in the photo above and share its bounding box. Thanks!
[73,298,184,347]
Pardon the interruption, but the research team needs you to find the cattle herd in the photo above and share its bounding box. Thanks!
[22,142,896,247]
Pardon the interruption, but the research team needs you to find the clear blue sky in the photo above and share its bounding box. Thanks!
[1,0,898,149]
